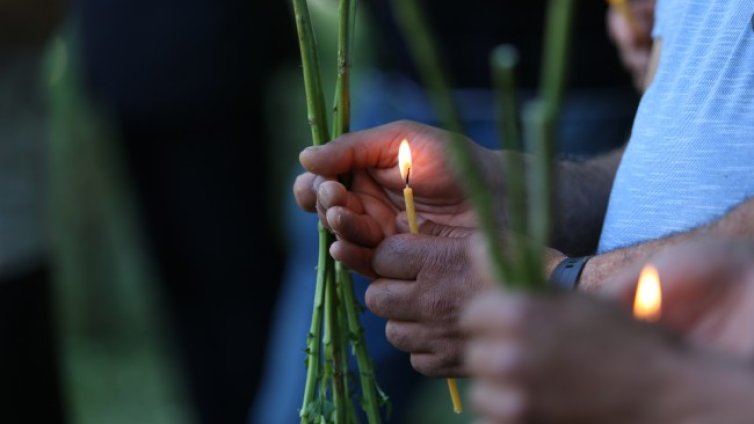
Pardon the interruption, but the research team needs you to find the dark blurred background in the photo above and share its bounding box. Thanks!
[1,0,291,422]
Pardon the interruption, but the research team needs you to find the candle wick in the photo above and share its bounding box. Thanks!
[405,167,411,186]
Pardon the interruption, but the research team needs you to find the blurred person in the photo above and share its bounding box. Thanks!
[0,0,67,422]
[75,0,290,422]
[253,0,642,422]
[293,0,754,379]
[461,238,754,423]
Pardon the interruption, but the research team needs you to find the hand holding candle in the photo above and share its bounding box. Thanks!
[398,139,463,414]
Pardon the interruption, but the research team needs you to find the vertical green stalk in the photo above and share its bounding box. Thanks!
[332,0,384,421]
[292,0,331,146]
[338,263,384,423]
[525,0,575,285]
[539,0,576,121]
[491,45,527,284]
[522,101,550,287]
[291,0,331,420]
[392,0,512,286]
[301,225,330,422]
[323,261,347,424]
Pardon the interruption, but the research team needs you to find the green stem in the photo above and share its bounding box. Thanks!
[300,224,330,422]
[392,0,513,286]
[332,0,384,421]
[324,256,347,424]
[522,101,550,288]
[292,0,331,146]
[491,45,527,283]
[335,275,358,424]
[524,0,575,286]
[338,263,383,423]
[292,0,335,421]
[539,0,575,122]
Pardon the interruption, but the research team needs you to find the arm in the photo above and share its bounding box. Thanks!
[551,147,624,255]
[578,197,754,290]
[550,35,663,256]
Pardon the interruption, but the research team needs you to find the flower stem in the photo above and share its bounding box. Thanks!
[300,224,330,422]
[292,0,330,146]
[338,263,383,423]
[391,0,512,288]
[525,0,575,286]
[491,45,528,284]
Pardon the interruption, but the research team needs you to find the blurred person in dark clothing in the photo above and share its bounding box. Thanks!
[76,0,290,422]
[0,0,67,422]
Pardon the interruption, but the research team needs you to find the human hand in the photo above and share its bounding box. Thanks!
[604,239,754,358]
[606,0,655,91]
[293,120,506,276]
[461,289,684,424]
[365,222,491,377]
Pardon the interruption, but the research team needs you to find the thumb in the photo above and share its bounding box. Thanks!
[395,212,473,238]
[298,121,411,177]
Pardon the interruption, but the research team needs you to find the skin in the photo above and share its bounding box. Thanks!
[462,239,754,423]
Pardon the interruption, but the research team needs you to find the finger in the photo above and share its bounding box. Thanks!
[330,240,377,278]
[384,320,433,354]
[299,121,420,177]
[327,206,384,248]
[470,380,526,424]
[409,352,458,378]
[317,180,365,214]
[464,339,523,380]
[365,278,418,321]
[459,290,527,336]
[371,234,426,279]
[293,172,317,212]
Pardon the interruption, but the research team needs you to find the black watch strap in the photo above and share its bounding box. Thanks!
[549,256,592,291]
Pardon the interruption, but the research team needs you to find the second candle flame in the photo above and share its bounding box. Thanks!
[633,264,662,322]
[399,139,412,184]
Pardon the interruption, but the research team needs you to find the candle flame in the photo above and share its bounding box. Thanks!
[398,139,412,183]
[634,264,662,322]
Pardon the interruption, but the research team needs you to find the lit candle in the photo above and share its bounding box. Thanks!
[633,264,662,322]
[607,0,641,39]
[399,139,419,234]
[398,139,463,414]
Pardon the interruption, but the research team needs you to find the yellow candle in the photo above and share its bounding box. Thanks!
[403,185,419,234]
[399,139,463,414]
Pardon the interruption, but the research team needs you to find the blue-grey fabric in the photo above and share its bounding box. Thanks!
[599,0,754,253]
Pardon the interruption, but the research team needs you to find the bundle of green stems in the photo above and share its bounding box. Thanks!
[291,0,385,422]
[392,0,575,289]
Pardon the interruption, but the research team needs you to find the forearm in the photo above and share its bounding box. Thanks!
[579,197,754,291]
[551,147,625,255]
